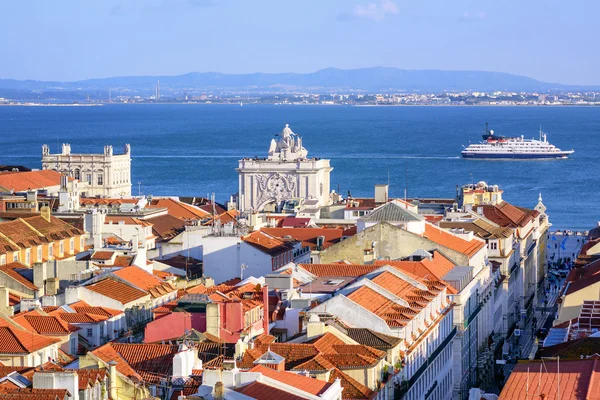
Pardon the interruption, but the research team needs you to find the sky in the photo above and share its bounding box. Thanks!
[0,0,598,85]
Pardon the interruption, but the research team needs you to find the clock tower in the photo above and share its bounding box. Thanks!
[236,124,333,212]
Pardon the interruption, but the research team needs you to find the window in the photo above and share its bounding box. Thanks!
[0,255,5,266]
[70,238,74,252]
[70,338,77,354]
[80,237,84,249]
[87,328,93,337]
[74,169,80,180]
[489,241,498,250]
[48,245,53,258]
[59,241,64,254]
[14,252,19,262]
[97,174,103,185]
[25,250,30,265]
[86,174,92,184]
[37,247,42,261]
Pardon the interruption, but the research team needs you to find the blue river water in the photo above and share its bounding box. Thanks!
[0,104,598,231]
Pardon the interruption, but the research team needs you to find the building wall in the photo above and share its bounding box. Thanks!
[319,223,469,266]
[557,282,600,325]
[237,158,332,212]
[42,144,131,197]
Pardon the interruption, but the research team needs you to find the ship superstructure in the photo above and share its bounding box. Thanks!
[461,124,574,159]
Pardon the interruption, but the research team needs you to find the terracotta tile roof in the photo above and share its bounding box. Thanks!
[112,256,134,267]
[235,381,307,400]
[242,231,294,257]
[248,365,332,396]
[0,263,38,290]
[57,313,108,324]
[261,227,347,249]
[329,368,375,399]
[91,343,180,384]
[304,332,346,353]
[481,201,535,229]
[345,328,403,349]
[0,326,60,354]
[0,220,48,249]
[105,216,153,227]
[80,198,138,207]
[499,358,600,400]
[299,263,379,277]
[21,216,85,240]
[90,251,113,261]
[112,266,177,299]
[12,314,73,335]
[0,235,20,254]
[0,388,70,400]
[439,219,513,239]
[147,198,210,220]
[74,369,106,390]
[291,354,336,372]
[423,224,485,257]
[239,345,319,370]
[201,210,238,226]
[146,214,186,241]
[565,259,600,296]
[84,278,148,305]
[322,353,379,369]
[374,251,456,281]
[0,170,65,192]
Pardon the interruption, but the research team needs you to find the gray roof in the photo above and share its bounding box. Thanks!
[359,201,424,223]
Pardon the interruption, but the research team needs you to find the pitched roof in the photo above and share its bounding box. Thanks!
[359,201,424,223]
[0,170,65,192]
[242,231,294,257]
[84,278,148,305]
[235,381,307,400]
[261,227,347,249]
[75,369,106,390]
[147,198,209,220]
[91,343,180,383]
[146,214,186,241]
[298,263,379,277]
[112,266,177,299]
[565,259,600,296]
[0,263,38,290]
[0,326,60,354]
[439,218,513,239]
[12,313,73,335]
[423,224,485,257]
[373,251,456,281]
[104,216,153,227]
[499,358,600,400]
[248,365,332,396]
[328,368,375,399]
[481,201,535,229]
[345,328,403,349]
[537,337,600,359]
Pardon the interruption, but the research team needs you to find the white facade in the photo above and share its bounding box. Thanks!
[237,125,332,212]
[42,143,131,197]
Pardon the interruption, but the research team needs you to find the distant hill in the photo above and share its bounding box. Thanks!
[1,67,598,95]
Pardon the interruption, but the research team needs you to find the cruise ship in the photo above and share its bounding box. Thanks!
[461,124,574,159]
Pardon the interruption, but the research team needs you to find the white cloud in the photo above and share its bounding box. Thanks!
[345,0,399,22]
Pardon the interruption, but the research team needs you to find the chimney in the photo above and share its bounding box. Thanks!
[262,284,270,335]
[26,190,37,203]
[363,248,374,264]
[214,381,224,400]
[40,206,51,222]
[306,314,326,339]
[0,287,15,316]
[33,262,47,297]
[172,344,194,378]
[46,277,59,296]
[85,209,105,250]
[108,361,118,400]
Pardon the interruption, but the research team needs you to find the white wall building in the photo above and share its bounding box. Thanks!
[237,124,332,212]
[42,143,131,197]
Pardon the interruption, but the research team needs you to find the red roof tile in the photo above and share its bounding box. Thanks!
[84,278,148,304]
[0,263,38,290]
[262,227,347,249]
[499,358,600,400]
[0,170,66,192]
[423,224,485,257]
[248,365,332,396]
[147,198,209,220]
[242,231,294,257]
[0,326,60,354]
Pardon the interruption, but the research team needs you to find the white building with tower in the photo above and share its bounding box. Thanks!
[237,124,332,212]
[42,143,132,198]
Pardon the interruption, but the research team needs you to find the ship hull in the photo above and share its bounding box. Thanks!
[462,152,572,159]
